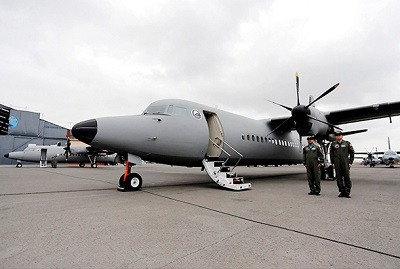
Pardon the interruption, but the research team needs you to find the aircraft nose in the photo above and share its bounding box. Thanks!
[4,153,9,158]
[72,119,98,144]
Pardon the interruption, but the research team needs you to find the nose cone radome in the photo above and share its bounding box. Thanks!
[4,153,9,158]
[72,119,98,144]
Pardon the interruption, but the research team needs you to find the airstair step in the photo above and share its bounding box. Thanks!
[220,166,230,172]
[213,161,225,167]
[233,177,244,184]
[202,159,251,191]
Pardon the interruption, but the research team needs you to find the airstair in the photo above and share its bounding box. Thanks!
[202,139,251,191]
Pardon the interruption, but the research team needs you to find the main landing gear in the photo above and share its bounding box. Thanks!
[117,159,142,192]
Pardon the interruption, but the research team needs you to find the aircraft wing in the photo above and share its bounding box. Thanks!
[325,101,400,125]
[268,116,296,130]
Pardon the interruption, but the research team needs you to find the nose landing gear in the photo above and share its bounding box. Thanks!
[117,158,142,192]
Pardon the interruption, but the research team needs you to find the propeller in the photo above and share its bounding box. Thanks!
[267,72,341,136]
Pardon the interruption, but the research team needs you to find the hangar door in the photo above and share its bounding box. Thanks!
[204,111,224,158]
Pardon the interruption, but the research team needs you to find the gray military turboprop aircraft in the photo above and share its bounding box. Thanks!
[72,75,400,191]
[357,138,400,168]
[4,141,117,168]
[358,148,381,167]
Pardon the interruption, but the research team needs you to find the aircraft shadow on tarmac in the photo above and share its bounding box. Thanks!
[142,171,306,191]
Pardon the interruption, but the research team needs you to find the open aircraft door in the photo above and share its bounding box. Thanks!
[204,111,224,158]
[40,148,47,167]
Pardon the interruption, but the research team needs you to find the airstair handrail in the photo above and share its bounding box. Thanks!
[211,137,243,172]
[219,139,243,158]
[208,138,231,157]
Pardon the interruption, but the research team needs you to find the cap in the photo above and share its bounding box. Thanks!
[335,131,343,136]
[307,136,314,140]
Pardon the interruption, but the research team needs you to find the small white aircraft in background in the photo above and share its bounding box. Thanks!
[4,139,117,168]
[380,137,400,167]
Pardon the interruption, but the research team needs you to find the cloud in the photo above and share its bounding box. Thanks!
[0,0,399,150]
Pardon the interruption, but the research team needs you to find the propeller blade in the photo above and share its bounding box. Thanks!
[266,117,293,137]
[341,129,368,136]
[305,83,340,108]
[306,115,343,130]
[266,99,292,111]
[296,72,300,106]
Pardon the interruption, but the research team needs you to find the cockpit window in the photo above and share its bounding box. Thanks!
[167,105,174,114]
[174,106,188,116]
[143,104,188,116]
[143,105,169,115]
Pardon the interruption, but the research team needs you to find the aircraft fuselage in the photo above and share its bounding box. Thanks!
[75,99,304,167]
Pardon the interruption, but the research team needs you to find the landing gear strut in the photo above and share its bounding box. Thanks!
[117,159,142,192]
[88,155,98,168]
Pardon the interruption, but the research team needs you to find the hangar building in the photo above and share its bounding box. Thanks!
[0,104,68,164]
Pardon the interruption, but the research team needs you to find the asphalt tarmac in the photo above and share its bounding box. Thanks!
[1,163,399,268]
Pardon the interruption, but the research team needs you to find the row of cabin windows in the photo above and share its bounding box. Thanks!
[241,134,300,148]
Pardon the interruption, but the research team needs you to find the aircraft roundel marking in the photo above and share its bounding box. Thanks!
[191,109,202,120]
[8,115,18,129]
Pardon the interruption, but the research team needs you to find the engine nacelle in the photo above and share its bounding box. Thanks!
[293,106,330,136]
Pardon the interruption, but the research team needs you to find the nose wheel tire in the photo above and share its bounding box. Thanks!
[79,162,85,168]
[119,173,142,191]
[91,163,98,168]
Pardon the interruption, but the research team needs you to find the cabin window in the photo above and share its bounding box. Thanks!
[261,137,264,143]
[241,134,245,140]
[256,136,259,142]
[252,135,255,141]
[247,135,250,140]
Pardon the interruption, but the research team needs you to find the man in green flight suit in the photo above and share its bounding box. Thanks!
[330,131,355,198]
[303,136,324,195]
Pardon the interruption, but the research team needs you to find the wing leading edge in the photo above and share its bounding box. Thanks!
[326,101,400,125]
[269,101,400,131]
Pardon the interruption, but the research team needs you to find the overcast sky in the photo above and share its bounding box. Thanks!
[1,0,400,152]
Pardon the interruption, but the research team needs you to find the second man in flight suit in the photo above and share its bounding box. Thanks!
[303,136,324,195]
[330,131,355,198]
